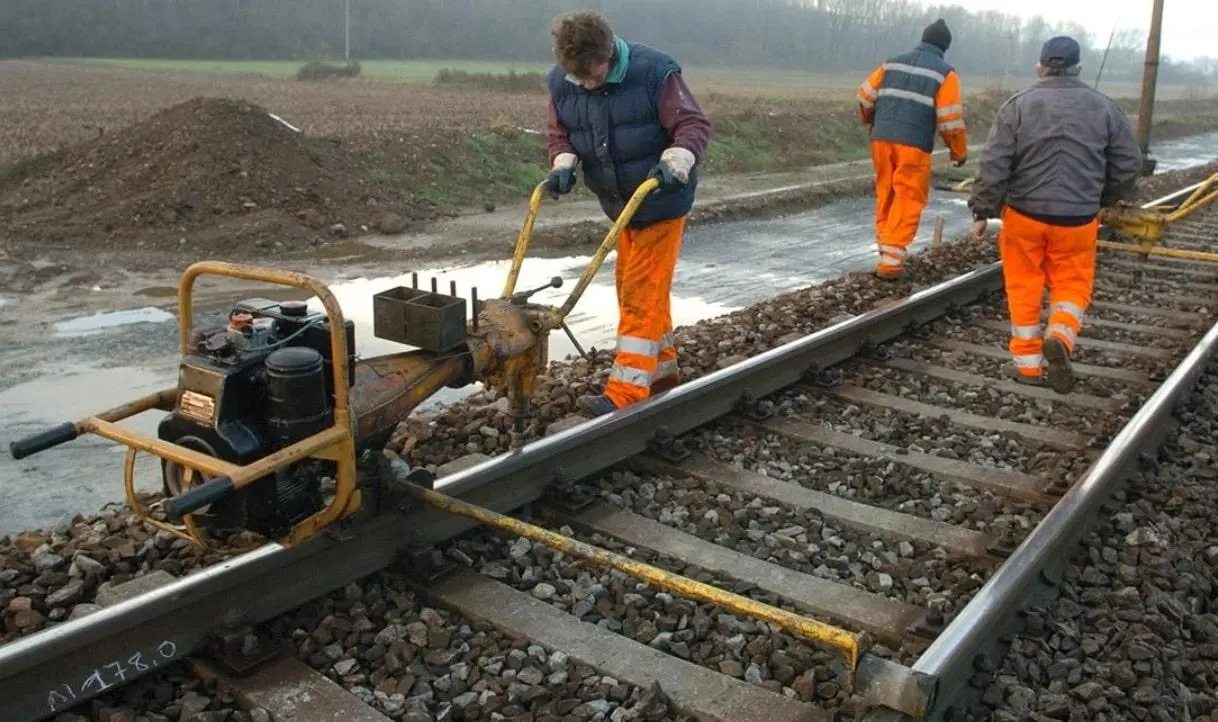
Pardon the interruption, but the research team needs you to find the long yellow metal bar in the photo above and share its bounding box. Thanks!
[87,418,241,476]
[1169,172,1218,218]
[558,177,660,318]
[502,183,547,298]
[1167,185,1218,223]
[401,479,866,672]
[122,448,213,548]
[1098,239,1218,263]
[91,420,349,493]
[92,388,180,422]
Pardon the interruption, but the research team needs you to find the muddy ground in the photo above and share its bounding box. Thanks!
[2,131,1215,536]
[2,58,1216,289]
[0,56,1214,536]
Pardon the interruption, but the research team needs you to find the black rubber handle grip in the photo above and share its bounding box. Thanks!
[165,476,235,522]
[10,423,79,460]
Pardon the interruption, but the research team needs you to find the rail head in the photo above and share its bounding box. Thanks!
[872,314,1218,722]
[0,259,1005,722]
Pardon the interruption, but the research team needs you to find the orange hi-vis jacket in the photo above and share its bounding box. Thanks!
[857,42,967,162]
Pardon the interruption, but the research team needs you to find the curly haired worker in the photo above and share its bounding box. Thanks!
[544,11,713,417]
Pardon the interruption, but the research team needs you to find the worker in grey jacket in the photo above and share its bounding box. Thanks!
[968,36,1142,395]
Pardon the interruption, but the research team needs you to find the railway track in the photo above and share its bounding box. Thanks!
[3,178,1218,722]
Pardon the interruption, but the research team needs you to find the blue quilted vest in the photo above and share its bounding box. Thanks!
[872,42,954,153]
[548,41,697,228]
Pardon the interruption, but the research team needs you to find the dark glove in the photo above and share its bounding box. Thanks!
[647,147,695,192]
[544,168,575,200]
[545,153,578,200]
[647,163,682,192]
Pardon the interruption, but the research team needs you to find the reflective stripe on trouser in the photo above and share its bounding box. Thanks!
[870,140,933,275]
[999,206,1099,372]
[1046,301,1084,352]
[606,216,685,408]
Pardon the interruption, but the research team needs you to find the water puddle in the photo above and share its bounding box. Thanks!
[1154,131,1218,172]
[53,306,176,337]
[0,364,178,535]
[0,365,176,440]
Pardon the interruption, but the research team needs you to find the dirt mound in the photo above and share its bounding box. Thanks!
[0,97,431,256]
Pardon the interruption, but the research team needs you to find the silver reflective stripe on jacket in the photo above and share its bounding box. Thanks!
[870,43,954,153]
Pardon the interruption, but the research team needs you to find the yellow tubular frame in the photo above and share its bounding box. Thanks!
[501,182,547,298]
[86,262,361,548]
[558,177,660,318]
[403,479,867,674]
[499,177,661,320]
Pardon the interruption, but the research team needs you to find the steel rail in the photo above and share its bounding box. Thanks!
[862,187,1218,722]
[0,261,1004,722]
[864,313,1218,722]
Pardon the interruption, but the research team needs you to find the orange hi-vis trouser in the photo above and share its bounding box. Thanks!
[870,140,933,277]
[999,206,1099,379]
[604,216,685,409]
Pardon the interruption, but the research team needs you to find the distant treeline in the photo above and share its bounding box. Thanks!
[1,0,1211,84]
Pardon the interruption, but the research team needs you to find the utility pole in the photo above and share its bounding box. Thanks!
[1136,0,1165,175]
[344,0,351,61]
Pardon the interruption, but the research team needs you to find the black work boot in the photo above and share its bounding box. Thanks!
[1043,337,1076,395]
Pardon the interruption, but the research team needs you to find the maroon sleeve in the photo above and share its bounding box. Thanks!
[547,98,576,165]
[658,72,712,162]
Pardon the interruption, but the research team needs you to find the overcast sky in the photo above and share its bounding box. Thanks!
[949,0,1215,60]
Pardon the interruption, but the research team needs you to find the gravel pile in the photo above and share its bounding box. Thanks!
[960,303,1188,350]
[793,392,1090,485]
[881,339,1146,416]
[1,497,258,642]
[450,527,864,713]
[1132,160,1218,204]
[267,575,689,722]
[845,361,1131,434]
[690,420,1046,536]
[936,319,1176,375]
[406,232,1004,468]
[593,469,994,613]
[48,663,248,722]
[966,361,1218,722]
[954,303,1183,350]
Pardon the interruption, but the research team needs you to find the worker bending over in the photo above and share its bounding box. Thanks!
[544,10,712,417]
[968,36,1141,394]
[857,19,968,280]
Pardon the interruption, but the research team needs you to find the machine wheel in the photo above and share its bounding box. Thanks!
[161,435,245,529]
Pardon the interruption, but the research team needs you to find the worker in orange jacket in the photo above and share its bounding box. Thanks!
[544,11,713,416]
[968,37,1141,393]
[858,19,969,279]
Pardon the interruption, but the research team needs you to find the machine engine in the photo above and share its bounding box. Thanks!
[158,298,356,537]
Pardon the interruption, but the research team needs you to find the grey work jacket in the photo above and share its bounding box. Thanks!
[968,75,1142,220]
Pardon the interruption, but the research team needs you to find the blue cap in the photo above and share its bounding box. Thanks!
[1040,36,1081,69]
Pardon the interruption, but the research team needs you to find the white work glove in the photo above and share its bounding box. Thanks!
[545,153,578,199]
[649,147,696,189]
[552,153,577,172]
